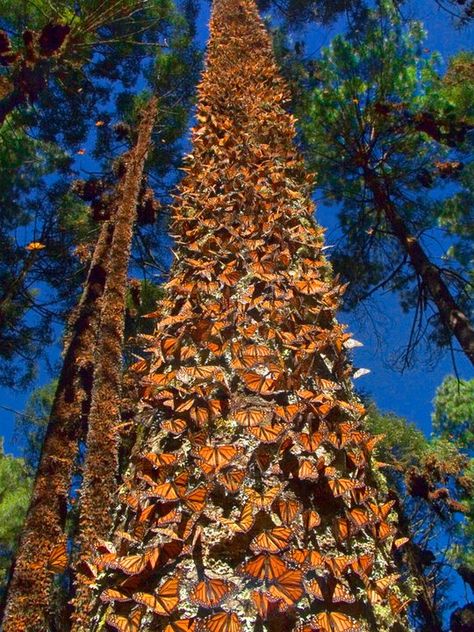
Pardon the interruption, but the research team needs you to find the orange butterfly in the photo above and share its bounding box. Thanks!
[369,521,394,541]
[284,548,324,570]
[199,612,242,632]
[233,407,267,427]
[182,484,208,512]
[366,574,400,605]
[350,554,374,580]
[248,422,286,443]
[311,611,361,632]
[162,418,187,435]
[251,527,292,554]
[273,498,302,525]
[143,452,178,469]
[220,502,255,533]
[294,279,329,295]
[389,591,411,615]
[240,368,283,395]
[133,576,180,615]
[47,542,67,573]
[106,608,142,632]
[217,468,246,493]
[100,588,131,603]
[245,486,282,510]
[274,403,300,422]
[196,445,240,475]
[164,620,195,632]
[302,509,322,531]
[306,577,355,604]
[268,568,304,609]
[367,500,395,521]
[152,503,180,527]
[296,458,319,480]
[296,431,325,452]
[107,547,159,576]
[252,590,281,618]
[324,555,354,577]
[327,478,362,498]
[239,553,288,581]
[190,577,236,608]
[333,517,352,543]
[25,241,46,251]
[347,507,371,532]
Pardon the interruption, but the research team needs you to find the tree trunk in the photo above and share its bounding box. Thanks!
[71,97,157,629]
[2,220,114,632]
[364,168,474,365]
[75,1,408,631]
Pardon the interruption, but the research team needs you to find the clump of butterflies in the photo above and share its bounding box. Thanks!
[74,0,414,629]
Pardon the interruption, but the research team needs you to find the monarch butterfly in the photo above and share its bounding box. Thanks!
[251,527,293,554]
[196,445,240,475]
[388,591,411,615]
[333,517,351,543]
[239,553,288,581]
[234,408,268,427]
[347,507,371,532]
[245,486,282,510]
[164,620,196,632]
[284,548,324,570]
[217,468,246,493]
[311,611,361,632]
[306,577,355,604]
[182,484,208,512]
[268,568,304,609]
[274,403,300,422]
[369,520,394,541]
[190,399,224,426]
[152,502,180,526]
[143,452,178,469]
[393,537,409,550]
[25,241,46,251]
[296,431,325,452]
[252,590,281,618]
[107,546,160,576]
[199,612,242,632]
[295,459,319,480]
[293,279,329,295]
[100,588,131,603]
[240,370,282,395]
[220,502,254,533]
[273,498,302,525]
[47,542,67,573]
[324,555,354,577]
[190,577,236,608]
[302,509,321,531]
[367,500,395,521]
[106,608,142,632]
[133,576,180,615]
[367,574,401,604]
[350,554,374,580]
[248,422,286,443]
[327,478,362,498]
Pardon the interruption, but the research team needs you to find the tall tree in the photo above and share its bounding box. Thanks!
[298,0,474,365]
[71,0,410,630]
[72,96,157,628]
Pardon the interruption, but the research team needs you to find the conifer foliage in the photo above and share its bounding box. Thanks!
[77,0,410,630]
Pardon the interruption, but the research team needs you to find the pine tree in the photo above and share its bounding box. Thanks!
[74,0,410,630]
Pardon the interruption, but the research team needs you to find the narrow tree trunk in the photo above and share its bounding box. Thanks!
[2,220,114,632]
[364,168,474,365]
[71,97,157,628]
[76,2,409,630]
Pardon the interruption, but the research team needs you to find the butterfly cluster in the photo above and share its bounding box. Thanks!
[88,0,411,630]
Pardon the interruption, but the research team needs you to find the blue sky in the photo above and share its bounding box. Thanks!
[0,0,473,458]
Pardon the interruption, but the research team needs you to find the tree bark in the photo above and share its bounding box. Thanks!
[71,97,157,629]
[364,168,474,365]
[75,1,408,630]
[2,220,114,632]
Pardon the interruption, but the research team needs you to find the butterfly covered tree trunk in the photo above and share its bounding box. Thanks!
[2,219,114,632]
[72,97,157,629]
[78,1,410,630]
